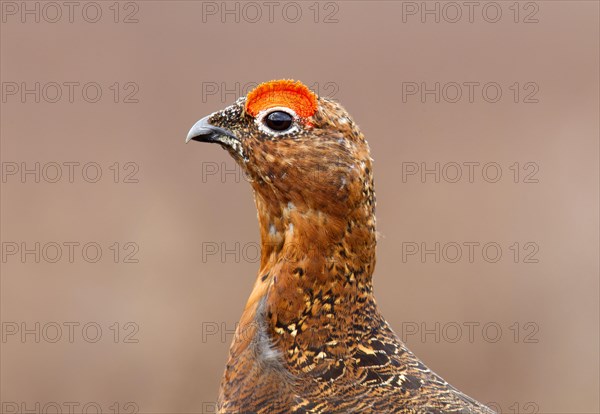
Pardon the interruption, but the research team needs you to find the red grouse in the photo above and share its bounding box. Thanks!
[186,80,494,414]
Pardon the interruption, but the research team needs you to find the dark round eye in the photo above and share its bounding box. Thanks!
[264,111,294,132]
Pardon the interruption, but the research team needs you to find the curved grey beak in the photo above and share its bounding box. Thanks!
[186,115,239,144]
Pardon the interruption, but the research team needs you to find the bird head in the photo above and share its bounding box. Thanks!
[188,81,378,352]
[186,80,374,220]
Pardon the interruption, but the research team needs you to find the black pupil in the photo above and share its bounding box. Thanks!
[265,111,293,131]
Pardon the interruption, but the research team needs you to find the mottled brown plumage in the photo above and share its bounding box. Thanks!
[187,80,495,414]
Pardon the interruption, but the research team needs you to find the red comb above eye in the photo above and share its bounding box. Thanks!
[245,80,318,118]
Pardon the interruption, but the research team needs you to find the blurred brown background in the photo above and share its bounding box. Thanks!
[1,1,598,413]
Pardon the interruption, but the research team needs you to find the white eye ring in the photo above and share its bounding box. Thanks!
[255,107,299,136]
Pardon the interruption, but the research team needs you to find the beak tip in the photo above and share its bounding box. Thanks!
[186,114,239,148]
[186,116,212,144]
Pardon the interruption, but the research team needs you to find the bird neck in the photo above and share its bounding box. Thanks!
[255,188,377,287]
[232,189,379,363]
